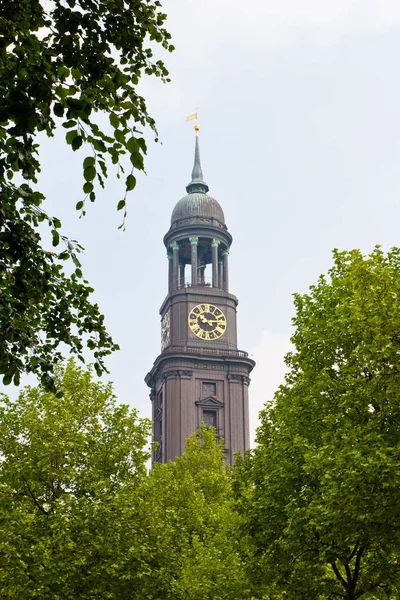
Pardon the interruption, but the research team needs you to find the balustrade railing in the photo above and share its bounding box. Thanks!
[178,277,212,288]
[177,277,229,290]
[162,345,249,358]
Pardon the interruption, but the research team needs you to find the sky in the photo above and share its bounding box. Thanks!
[6,0,400,446]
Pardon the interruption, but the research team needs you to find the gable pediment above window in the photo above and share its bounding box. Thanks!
[195,396,224,408]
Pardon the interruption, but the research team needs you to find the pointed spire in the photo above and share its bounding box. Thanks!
[191,134,203,181]
[186,125,209,194]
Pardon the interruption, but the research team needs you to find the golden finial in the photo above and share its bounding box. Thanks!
[186,111,199,136]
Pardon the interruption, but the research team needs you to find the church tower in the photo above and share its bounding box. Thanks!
[145,125,255,464]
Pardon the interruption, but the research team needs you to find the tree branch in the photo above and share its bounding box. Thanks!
[352,546,364,591]
[344,561,352,586]
[348,542,360,563]
[331,561,348,591]
[23,478,49,515]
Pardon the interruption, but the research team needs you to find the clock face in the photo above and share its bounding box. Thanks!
[188,303,227,341]
[161,311,170,350]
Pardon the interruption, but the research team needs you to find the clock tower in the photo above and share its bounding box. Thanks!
[145,125,255,464]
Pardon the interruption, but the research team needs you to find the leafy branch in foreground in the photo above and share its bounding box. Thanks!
[0,0,173,389]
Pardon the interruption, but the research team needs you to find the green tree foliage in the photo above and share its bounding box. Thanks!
[138,426,251,600]
[0,366,249,599]
[0,360,152,598]
[239,248,400,600]
[0,0,173,389]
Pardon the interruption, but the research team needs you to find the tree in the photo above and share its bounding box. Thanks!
[136,426,251,600]
[0,0,173,389]
[0,365,251,599]
[239,247,400,600]
[0,360,152,599]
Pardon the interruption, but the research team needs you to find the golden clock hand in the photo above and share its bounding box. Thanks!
[198,316,213,325]
[203,318,220,326]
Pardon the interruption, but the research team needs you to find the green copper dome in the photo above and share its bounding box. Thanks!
[170,133,225,225]
[171,191,225,224]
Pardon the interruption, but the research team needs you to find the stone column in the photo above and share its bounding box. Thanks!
[211,238,220,288]
[219,259,224,290]
[179,263,185,288]
[222,249,230,292]
[167,251,173,292]
[163,370,180,462]
[189,236,198,286]
[199,263,206,285]
[171,242,179,290]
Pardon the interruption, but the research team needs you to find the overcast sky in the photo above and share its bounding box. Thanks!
[7,0,400,446]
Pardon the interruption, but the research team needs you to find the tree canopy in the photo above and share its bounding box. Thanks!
[0,360,152,598]
[238,247,400,600]
[0,0,173,389]
[137,426,251,600]
[0,362,249,599]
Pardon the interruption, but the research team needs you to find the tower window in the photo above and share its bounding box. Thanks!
[203,410,217,428]
[202,382,216,395]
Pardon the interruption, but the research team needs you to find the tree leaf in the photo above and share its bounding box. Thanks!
[53,103,64,117]
[126,174,136,191]
[84,166,96,182]
[71,135,83,151]
[66,129,79,144]
[109,113,120,128]
[83,156,95,169]
[92,138,107,153]
[83,182,93,194]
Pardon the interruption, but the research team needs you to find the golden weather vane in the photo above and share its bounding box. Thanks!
[186,110,200,137]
